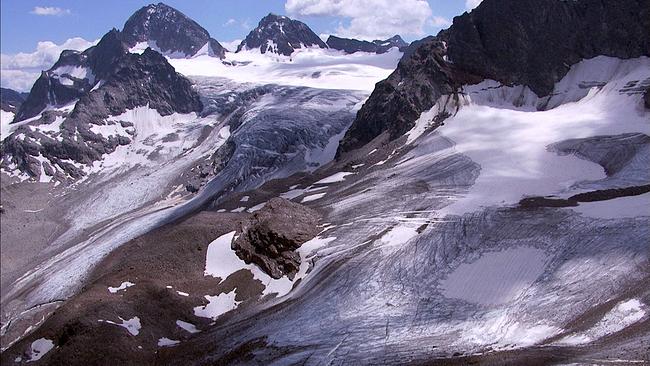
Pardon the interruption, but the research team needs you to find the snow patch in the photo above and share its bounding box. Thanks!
[193,290,240,320]
[108,281,134,293]
[99,316,141,336]
[176,320,200,334]
[26,338,54,362]
[157,337,180,347]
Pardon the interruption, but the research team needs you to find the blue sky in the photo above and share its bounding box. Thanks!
[1,0,471,54]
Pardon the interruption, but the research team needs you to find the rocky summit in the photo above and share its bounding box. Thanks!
[236,13,327,56]
[326,35,408,54]
[121,2,226,58]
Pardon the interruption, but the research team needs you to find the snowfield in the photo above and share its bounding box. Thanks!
[169,47,402,91]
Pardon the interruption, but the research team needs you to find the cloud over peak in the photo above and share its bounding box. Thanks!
[285,0,432,40]
[1,37,96,92]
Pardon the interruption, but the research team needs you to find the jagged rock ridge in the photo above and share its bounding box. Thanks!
[236,13,327,56]
[326,35,408,54]
[338,0,650,154]
[1,29,202,180]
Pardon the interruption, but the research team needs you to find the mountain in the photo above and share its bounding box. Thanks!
[2,29,202,179]
[0,88,27,113]
[326,35,408,54]
[12,2,219,123]
[338,0,650,154]
[121,2,226,59]
[236,13,327,56]
[2,0,650,364]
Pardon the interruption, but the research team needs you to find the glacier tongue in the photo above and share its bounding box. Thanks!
[0,77,367,349]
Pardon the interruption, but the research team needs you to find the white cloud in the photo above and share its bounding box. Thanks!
[285,0,432,40]
[465,0,483,10]
[30,6,71,16]
[431,16,452,28]
[1,37,96,92]
[223,18,237,27]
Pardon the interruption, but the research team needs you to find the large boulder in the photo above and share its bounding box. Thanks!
[232,198,320,279]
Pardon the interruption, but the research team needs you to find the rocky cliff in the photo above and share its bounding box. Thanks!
[338,0,650,155]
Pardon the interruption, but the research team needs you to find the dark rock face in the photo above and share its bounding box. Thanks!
[644,88,650,109]
[232,198,320,279]
[237,13,327,56]
[1,28,202,180]
[445,0,649,96]
[13,30,126,123]
[401,35,435,59]
[338,39,477,154]
[121,2,226,59]
[337,0,650,155]
[0,88,27,113]
[326,35,408,54]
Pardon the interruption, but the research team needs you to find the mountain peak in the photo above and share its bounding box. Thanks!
[237,14,327,56]
[121,2,226,58]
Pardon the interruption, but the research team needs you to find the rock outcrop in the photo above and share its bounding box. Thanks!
[326,35,408,54]
[232,198,320,279]
[121,2,226,58]
[0,88,27,113]
[337,0,650,155]
[237,13,327,56]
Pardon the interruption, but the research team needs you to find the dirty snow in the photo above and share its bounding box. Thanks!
[556,298,646,345]
[26,338,54,362]
[157,337,181,347]
[176,320,200,334]
[440,247,548,305]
